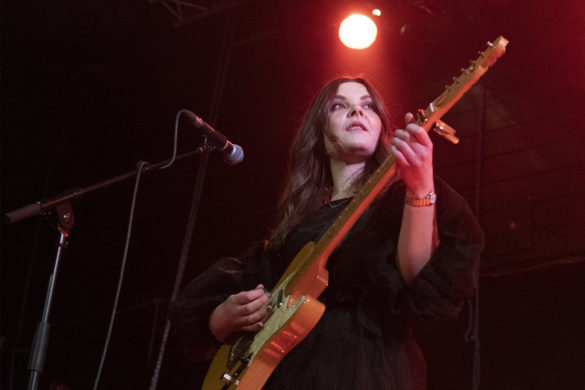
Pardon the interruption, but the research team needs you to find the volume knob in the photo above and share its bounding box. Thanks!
[220,373,239,386]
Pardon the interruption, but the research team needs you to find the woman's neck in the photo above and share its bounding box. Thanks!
[329,159,365,201]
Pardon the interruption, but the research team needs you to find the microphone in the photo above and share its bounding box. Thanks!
[184,111,244,165]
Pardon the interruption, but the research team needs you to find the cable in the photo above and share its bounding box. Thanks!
[160,109,194,170]
[148,152,210,390]
[467,78,488,390]
[148,11,237,390]
[91,161,149,390]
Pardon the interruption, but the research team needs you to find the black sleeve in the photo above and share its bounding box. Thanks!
[395,178,485,322]
[167,243,272,362]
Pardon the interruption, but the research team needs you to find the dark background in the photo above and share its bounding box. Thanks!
[2,0,584,389]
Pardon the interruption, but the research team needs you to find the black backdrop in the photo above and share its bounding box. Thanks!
[2,1,585,389]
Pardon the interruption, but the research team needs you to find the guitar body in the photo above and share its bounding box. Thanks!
[202,36,508,390]
[202,242,328,390]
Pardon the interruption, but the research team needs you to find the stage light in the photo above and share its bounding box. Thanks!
[372,9,381,16]
[339,14,378,50]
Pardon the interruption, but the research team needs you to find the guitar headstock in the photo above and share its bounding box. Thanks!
[434,36,508,110]
[420,36,509,141]
[478,36,509,68]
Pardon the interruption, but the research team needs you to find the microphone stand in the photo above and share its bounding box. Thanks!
[26,201,73,390]
[4,148,204,390]
[4,148,203,225]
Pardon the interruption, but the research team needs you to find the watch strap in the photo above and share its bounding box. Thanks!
[405,191,437,207]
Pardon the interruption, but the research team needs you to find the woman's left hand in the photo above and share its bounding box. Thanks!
[391,112,435,197]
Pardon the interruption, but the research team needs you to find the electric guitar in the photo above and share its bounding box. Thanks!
[203,36,508,390]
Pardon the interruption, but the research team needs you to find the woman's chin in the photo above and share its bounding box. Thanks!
[334,150,375,165]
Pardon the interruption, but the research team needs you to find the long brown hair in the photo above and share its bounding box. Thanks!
[268,76,395,248]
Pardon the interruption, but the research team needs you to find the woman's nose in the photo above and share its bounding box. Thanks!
[347,105,364,117]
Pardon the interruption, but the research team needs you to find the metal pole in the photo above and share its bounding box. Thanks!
[27,230,68,390]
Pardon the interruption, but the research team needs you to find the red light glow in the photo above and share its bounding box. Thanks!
[339,14,377,50]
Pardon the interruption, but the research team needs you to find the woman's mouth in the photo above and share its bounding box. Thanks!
[347,122,367,131]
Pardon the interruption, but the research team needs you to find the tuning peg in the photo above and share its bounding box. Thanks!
[432,120,460,144]
[487,41,494,47]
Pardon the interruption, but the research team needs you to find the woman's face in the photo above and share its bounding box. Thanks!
[324,81,382,164]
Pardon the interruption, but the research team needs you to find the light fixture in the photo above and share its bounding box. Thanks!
[338,13,378,50]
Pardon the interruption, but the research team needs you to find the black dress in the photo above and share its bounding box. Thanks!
[168,178,484,389]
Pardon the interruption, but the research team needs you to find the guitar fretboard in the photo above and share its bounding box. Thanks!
[285,153,399,295]
[284,36,508,296]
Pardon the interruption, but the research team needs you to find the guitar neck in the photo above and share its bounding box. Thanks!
[315,154,398,259]
[285,36,509,294]
[285,153,399,294]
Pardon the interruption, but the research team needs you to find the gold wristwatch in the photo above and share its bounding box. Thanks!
[405,191,437,207]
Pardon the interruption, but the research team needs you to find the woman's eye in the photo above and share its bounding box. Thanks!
[331,103,345,110]
[363,103,374,110]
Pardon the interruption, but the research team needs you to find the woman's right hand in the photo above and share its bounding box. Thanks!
[209,284,271,342]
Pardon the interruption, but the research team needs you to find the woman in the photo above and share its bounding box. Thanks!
[169,76,484,389]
